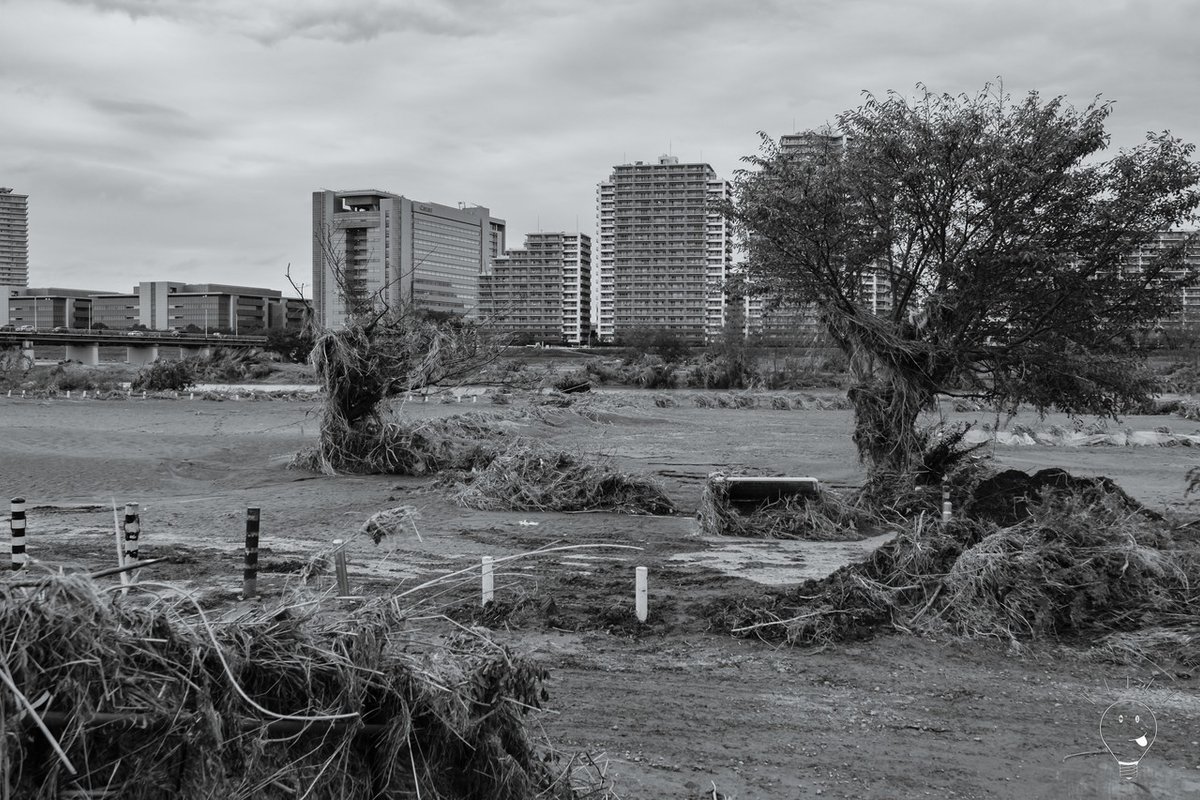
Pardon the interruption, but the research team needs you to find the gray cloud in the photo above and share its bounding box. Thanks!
[1,0,1196,293]
[59,0,515,43]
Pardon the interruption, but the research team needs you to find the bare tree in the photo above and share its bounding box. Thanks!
[294,222,506,473]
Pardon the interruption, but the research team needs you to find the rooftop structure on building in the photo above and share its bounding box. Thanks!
[479,232,591,345]
[0,188,29,287]
[312,190,505,329]
[779,127,850,160]
[596,155,732,344]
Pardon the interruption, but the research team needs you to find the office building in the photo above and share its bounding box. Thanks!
[478,232,591,345]
[89,282,286,332]
[596,156,732,344]
[312,190,505,328]
[2,287,98,329]
[0,188,29,287]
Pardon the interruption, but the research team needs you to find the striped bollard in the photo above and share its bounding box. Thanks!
[332,539,350,596]
[635,566,648,622]
[941,479,952,523]
[243,507,260,599]
[10,498,26,571]
[481,556,494,605]
[123,502,141,572]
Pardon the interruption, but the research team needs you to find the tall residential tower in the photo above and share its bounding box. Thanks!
[596,156,732,344]
[478,232,591,345]
[0,188,29,287]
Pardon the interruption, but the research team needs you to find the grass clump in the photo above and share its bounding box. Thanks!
[697,472,877,540]
[291,412,508,475]
[132,359,195,392]
[441,442,676,515]
[0,575,594,800]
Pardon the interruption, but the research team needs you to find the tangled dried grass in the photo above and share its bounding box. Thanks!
[717,476,1200,664]
[441,443,675,515]
[291,413,507,475]
[0,575,594,800]
[697,473,877,540]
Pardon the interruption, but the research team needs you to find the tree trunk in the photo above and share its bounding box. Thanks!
[847,375,931,480]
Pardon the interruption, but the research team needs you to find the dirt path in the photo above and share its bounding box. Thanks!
[3,391,1199,798]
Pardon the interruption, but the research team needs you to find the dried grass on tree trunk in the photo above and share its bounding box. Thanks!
[296,321,493,474]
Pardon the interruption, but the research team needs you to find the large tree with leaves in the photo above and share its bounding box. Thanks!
[727,84,1200,486]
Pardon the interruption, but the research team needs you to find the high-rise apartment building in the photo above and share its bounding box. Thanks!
[478,232,591,345]
[596,156,732,344]
[1119,230,1200,325]
[312,190,505,328]
[0,188,30,287]
[742,131,891,342]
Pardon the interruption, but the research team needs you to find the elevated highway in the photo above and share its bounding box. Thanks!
[0,330,269,365]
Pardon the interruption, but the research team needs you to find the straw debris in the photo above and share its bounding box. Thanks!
[717,472,1200,664]
[441,443,675,515]
[0,575,593,800]
[697,472,876,540]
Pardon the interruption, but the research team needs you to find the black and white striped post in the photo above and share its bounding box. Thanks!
[122,502,141,573]
[10,498,26,571]
[243,507,260,599]
[332,539,350,596]
[941,478,952,523]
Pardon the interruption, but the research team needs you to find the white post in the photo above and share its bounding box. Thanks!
[481,556,494,605]
[635,566,648,622]
[941,478,952,523]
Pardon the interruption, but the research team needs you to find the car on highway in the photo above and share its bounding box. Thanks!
[0,324,13,332]
[127,330,146,337]
[52,326,70,333]
[17,325,35,332]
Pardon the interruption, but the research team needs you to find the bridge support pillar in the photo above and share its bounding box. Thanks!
[126,345,159,366]
[65,343,100,366]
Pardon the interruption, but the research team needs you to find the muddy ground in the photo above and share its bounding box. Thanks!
[3,388,1200,799]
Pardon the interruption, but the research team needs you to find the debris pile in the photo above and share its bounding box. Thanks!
[441,443,675,515]
[0,575,591,799]
[719,472,1200,665]
[697,472,873,540]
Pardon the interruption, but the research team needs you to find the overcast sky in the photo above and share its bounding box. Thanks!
[3,0,1198,295]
